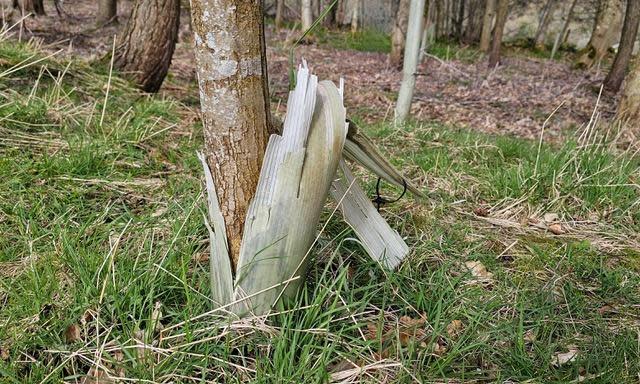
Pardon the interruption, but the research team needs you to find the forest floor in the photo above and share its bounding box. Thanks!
[1,4,639,384]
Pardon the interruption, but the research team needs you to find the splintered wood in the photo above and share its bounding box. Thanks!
[201,63,414,317]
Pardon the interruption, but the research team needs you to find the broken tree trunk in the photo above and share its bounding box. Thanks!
[200,65,419,316]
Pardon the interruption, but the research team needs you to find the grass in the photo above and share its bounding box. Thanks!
[0,38,639,383]
[315,28,392,53]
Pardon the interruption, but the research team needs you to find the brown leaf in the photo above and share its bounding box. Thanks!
[64,323,82,344]
[523,329,536,343]
[548,223,566,235]
[81,367,115,384]
[473,207,489,217]
[0,345,9,360]
[464,261,493,279]
[446,319,464,339]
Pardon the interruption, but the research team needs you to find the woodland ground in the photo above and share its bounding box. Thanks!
[1,4,639,384]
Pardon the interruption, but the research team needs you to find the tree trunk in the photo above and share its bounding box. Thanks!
[479,0,495,52]
[604,0,640,93]
[114,0,179,93]
[302,0,313,30]
[190,0,270,269]
[275,0,283,28]
[395,0,426,124]
[455,0,464,41]
[575,0,623,69]
[463,0,484,44]
[14,0,44,15]
[96,0,117,25]
[550,0,577,59]
[533,0,555,48]
[390,0,411,68]
[487,0,508,68]
[617,59,640,122]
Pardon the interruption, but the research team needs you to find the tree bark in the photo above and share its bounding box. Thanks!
[617,59,640,122]
[455,0,464,41]
[190,0,270,269]
[302,0,313,30]
[390,0,411,68]
[550,0,577,59]
[487,0,508,68]
[395,0,426,124]
[96,0,117,25]
[479,0,495,52]
[463,0,484,44]
[575,0,623,69]
[604,0,640,93]
[14,0,45,16]
[113,0,180,93]
[533,0,555,48]
[275,0,284,28]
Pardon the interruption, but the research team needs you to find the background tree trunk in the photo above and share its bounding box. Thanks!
[533,0,555,48]
[190,0,270,269]
[604,0,640,93]
[575,0,623,69]
[487,0,508,68]
[479,0,495,52]
[96,0,117,25]
[617,60,640,122]
[113,0,180,93]
[390,0,410,68]
[14,0,44,15]
[302,0,313,30]
[550,0,577,59]
[454,0,464,41]
[395,0,426,124]
[275,0,284,28]
[463,0,484,44]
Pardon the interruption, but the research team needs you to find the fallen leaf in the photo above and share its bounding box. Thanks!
[64,323,82,344]
[548,223,565,235]
[551,346,578,366]
[81,367,114,384]
[523,329,536,343]
[446,319,464,339]
[0,345,9,360]
[543,213,559,222]
[151,301,164,332]
[464,261,493,279]
[473,207,489,217]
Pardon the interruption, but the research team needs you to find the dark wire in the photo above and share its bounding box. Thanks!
[373,178,407,212]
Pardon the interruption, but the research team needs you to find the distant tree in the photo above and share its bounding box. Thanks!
[302,0,312,30]
[604,0,640,93]
[479,0,495,52]
[190,0,270,268]
[487,0,508,67]
[390,0,410,68]
[454,0,464,41]
[550,0,578,59]
[463,0,484,44]
[96,0,117,26]
[617,60,640,122]
[275,0,284,28]
[395,0,426,124]
[533,0,556,49]
[13,0,45,16]
[575,0,623,69]
[113,0,180,92]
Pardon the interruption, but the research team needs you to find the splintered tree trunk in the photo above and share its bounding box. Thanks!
[533,0,555,48]
[479,0,495,52]
[390,0,410,68]
[190,0,270,269]
[395,0,426,124]
[604,0,640,92]
[96,0,117,25]
[302,0,313,30]
[487,0,508,68]
[575,0,623,69]
[275,0,283,28]
[113,0,180,93]
[617,60,640,122]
